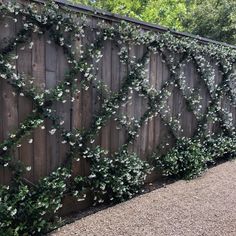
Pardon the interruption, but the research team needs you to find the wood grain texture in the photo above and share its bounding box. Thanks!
[71,33,83,177]
[81,28,93,176]
[139,45,148,160]
[118,44,128,150]
[91,18,101,151]
[127,44,136,153]
[232,64,236,127]
[100,39,112,153]
[153,54,163,151]
[32,33,46,181]
[160,53,176,155]
[45,35,58,175]
[110,37,120,155]
[17,17,34,181]
[0,15,6,184]
[147,53,157,157]
[57,45,70,168]
[1,16,18,184]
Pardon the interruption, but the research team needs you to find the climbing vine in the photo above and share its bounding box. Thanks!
[0,0,235,235]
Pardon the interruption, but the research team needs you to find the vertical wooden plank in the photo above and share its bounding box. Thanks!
[213,60,223,134]
[204,58,215,135]
[81,29,93,176]
[160,52,175,154]
[196,59,210,138]
[0,71,3,184]
[1,16,18,184]
[32,33,46,181]
[91,18,103,152]
[57,46,70,168]
[0,35,4,183]
[147,53,157,156]
[206,59,220,135]
[0,15,6,184]
[118,44,128,150]
[45,35,58,175]
[16,18,34,181]
[71,33,83,177]
[232,63,236,127]
[182,60,203,137]
[171,54,183,138]
[100,39,112,152]
[1,85,18,184]
[180,61,197,138]
[110,39,120,154]
[153,54,163,150]
[127,44,136,153]
[140,45,149,160]
[188,62,199,137]
[146,52,161,182]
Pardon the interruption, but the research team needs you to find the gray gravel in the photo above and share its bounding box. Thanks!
[50,160,236,236]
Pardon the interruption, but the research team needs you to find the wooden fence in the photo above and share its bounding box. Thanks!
[0,0,236,213]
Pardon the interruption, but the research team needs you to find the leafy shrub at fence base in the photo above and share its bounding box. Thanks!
[0,168,70,235]
[154,137,209,179]
[154,135,236,180]
[87,150,151,204]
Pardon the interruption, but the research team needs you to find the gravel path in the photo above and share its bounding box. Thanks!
[50,160,236,236]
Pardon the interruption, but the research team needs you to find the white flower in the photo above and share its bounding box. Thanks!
[28,139,33,144]
[10,209,17,216]
[12,55,19,60]
[10,134,16,138]
[77,198,85,202]
[58,91,63,97]
[2,146,7,151]
[88,174,96,179]
[23,23,29,29]
[49,129,56,135]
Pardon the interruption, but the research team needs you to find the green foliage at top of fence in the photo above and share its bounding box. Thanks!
[0,1,235,235]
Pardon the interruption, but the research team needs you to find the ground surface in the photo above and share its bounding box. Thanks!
[50,160,236,236]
